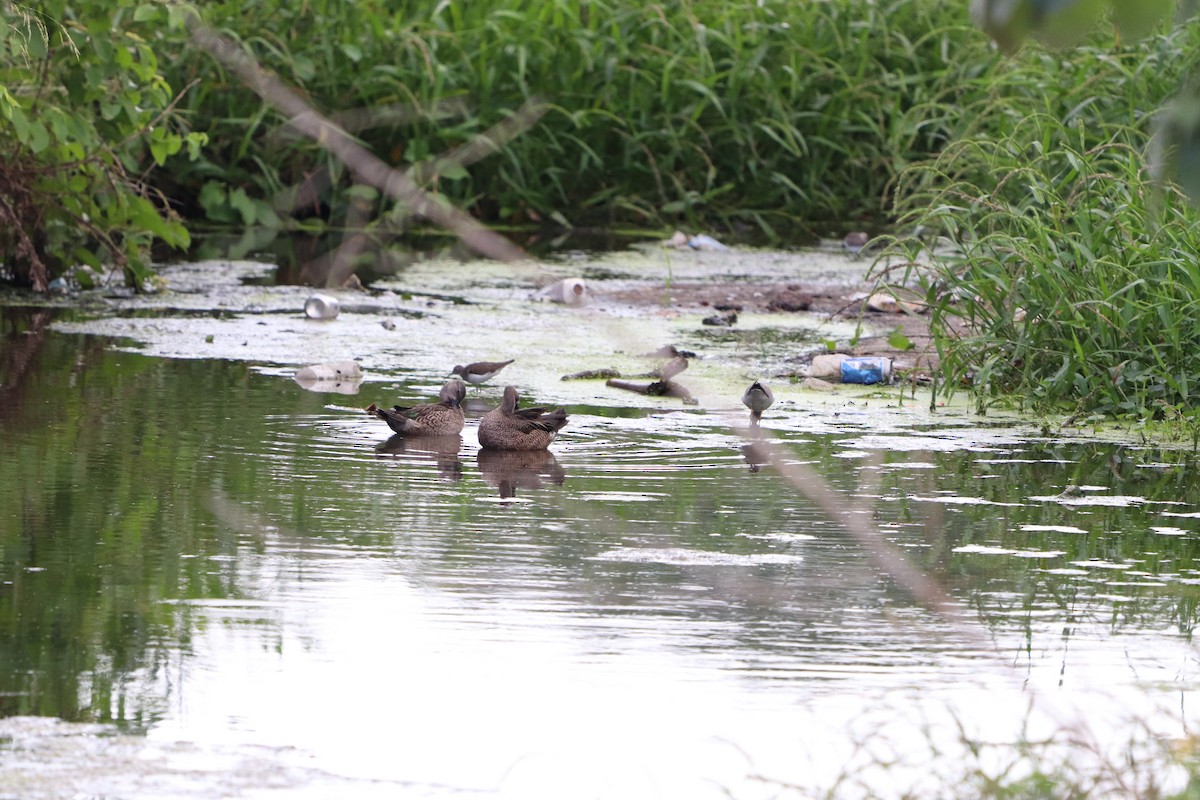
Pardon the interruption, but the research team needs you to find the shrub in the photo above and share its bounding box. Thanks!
[0,1,202,290]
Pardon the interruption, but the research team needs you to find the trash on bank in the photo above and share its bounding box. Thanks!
[841,356,893,384]
[806,354,893,385]
[304,293,340,320]
[538,277,587,305]
[665,231,730,251]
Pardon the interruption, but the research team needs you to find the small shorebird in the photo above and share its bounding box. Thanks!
[367,379,467,436]
[741,380,774,424]
[478,386,569,450]
[842,231,870,254]
[451,359,515,387]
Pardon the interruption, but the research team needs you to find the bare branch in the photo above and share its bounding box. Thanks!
[184,12,529,263]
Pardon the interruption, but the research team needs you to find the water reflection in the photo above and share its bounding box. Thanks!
[462,396,499,415]
[375,433,464,481]
[476,447,566,498]
[5,324,1200,796]
[740,442,770,473]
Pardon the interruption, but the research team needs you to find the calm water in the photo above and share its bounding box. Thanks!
[3,306,1200,798]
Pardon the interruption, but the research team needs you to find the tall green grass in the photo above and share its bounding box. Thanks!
[891,22,1200,420]
[162,0,995,237]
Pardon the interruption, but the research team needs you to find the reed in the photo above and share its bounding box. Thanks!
[890,23,1200,420]
[163,0,994,237]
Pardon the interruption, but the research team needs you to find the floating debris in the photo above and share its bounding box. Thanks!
[293,360,363,394]
[561,368,622,381]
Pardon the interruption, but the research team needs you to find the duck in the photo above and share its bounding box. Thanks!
[451,359,514,387]
[478,386,569,450]
[741,380,774,424]
[367,379,467,436]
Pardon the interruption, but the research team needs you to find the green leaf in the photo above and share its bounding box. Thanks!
[436,161,469,181]
[148,130,182,166]
[133,4,162,23]
[292,55,316,82]
[26,120,50,153]
[198,181,236,223]
[184,132,208,160]
[8,105,29,140]
[229,187,259,225]
[887,327,915,352]
[0,86,17,119]
[72,247,102,271]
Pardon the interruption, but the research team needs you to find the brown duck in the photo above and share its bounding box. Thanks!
[367,379,467,436]
[477,386,569,450]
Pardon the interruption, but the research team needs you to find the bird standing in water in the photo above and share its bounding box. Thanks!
[478,386,569,450]
[741,380,774,425]
[367,379,467,436]
[451,359,515,388]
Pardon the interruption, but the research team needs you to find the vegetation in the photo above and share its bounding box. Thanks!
[889,17,1200,421]
[0,1,203,290]
[4,0,1200,420]
[160,0,992,238]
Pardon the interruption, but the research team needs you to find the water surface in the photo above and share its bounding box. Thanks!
[3,261,1200,798]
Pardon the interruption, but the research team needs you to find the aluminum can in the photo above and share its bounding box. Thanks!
[840,356,893,384]
[304,293,339,320]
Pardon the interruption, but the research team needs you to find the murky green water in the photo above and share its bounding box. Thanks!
[4,257,1200,797]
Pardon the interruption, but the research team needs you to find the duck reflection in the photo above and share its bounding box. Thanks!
[740,443,771,474]
[476,448,566,499]
[376,434,464,481]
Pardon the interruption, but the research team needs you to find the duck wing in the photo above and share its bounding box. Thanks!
[511,406,569,434]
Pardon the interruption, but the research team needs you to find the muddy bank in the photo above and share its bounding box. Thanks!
[603,274,936,379]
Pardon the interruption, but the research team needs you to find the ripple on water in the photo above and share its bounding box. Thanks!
[590,547,806,567]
